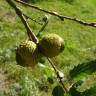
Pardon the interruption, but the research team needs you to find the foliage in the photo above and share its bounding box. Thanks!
[82,85,96,96]
[69,81,96,96]
[52,85,64,96]
[69,59,96,80]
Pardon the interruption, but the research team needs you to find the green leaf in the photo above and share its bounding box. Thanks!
[47,77,54,84]
[52,85,64,96]
[38,63,54,77]
[69,80,84,96]
[69,87,82,96]
[82,85,96,96]
[69,81,96,96]
[69,60,96,80]
[43,66,53,77]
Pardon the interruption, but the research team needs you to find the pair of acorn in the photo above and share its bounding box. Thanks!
[16,33,65,68]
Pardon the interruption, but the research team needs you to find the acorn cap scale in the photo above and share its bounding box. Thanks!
[16,40,41,67]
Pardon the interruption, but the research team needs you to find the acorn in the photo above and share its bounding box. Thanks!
[38,33,64,58]
[16,40,41,67]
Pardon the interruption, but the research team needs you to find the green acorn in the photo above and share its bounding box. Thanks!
[38,33,64,58]
[16,40,41,67]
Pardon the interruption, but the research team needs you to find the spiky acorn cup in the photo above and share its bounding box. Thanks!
[16,40,41,67]
[38,33,64,58]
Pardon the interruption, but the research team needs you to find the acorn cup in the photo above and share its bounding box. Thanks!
[38,33,65,58]
[16,40,41,68]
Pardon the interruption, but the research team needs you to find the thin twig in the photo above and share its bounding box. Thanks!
[23,13,43,25]
[47,58,68,93]
[6,0,38,43]
[37,14,51,37]
[15,0,96,28]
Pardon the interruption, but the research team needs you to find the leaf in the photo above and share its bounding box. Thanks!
[82,85,96,96]
[69,84,96,96]
[52,85,64,96]
[72,80,84,88]
[43,66,53,77]
[47,77,54,84]
[69,80,84,96]
[69,60,96,80]
[38,63,54,77]
[69,87,82,96]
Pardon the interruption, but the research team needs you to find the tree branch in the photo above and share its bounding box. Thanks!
[47,58,68,93]
[15,0,96,28]
[6,0,38,43]
[36,14,51,37]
